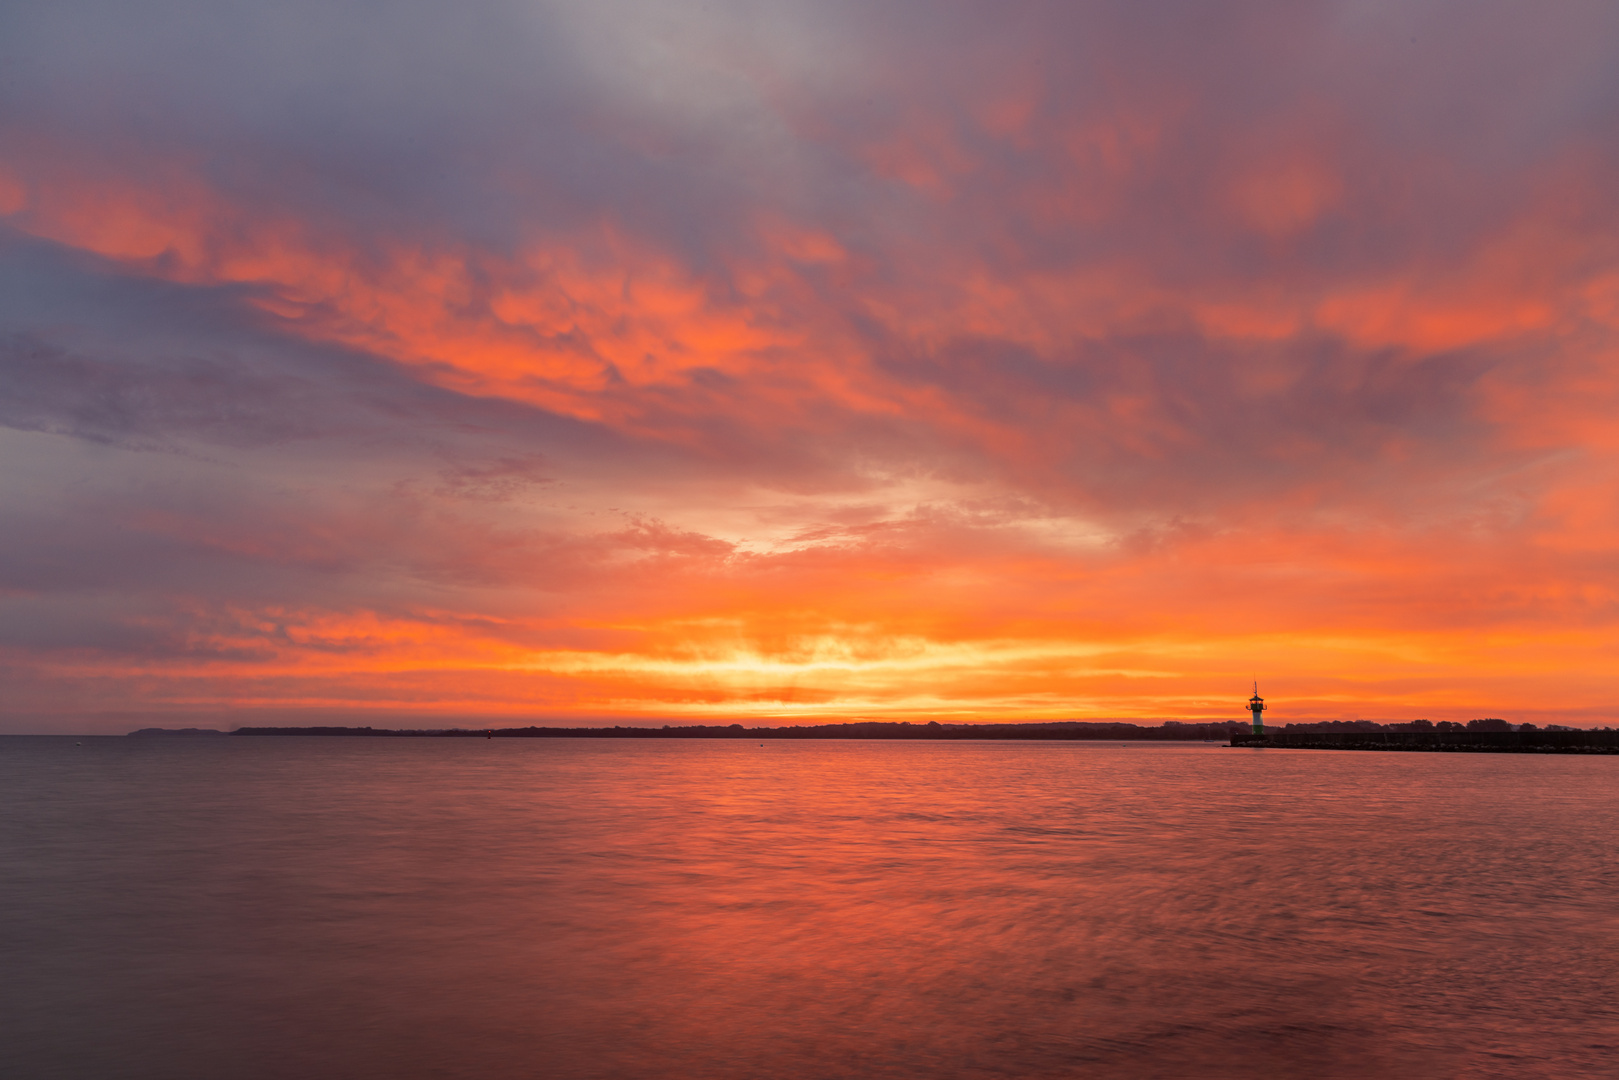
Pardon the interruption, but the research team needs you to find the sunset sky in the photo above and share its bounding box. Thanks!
[4,1,1619,732]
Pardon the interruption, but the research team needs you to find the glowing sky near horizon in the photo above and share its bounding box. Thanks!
[4,1,1619,732]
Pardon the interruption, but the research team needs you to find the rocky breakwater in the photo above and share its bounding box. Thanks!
[1231,729,1619,753]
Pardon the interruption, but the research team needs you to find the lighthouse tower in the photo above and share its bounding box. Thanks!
[1248,682,1266,736]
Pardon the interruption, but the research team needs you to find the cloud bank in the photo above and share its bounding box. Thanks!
[4,1,1619,731]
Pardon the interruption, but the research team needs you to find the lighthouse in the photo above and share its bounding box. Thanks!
[1248,682,1265,736]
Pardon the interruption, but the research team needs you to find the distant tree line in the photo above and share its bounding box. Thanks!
[1268,718,1591,734]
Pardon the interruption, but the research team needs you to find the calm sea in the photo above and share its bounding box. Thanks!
[2,736,1615,1079]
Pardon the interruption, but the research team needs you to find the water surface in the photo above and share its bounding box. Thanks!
[3,737,1615,1078]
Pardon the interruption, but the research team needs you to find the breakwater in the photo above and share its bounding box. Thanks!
[1231,730,1619,753]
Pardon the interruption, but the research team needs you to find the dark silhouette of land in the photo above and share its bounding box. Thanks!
[132,720,1247,741]
[126,727,228,737]
[124,716,1619,751]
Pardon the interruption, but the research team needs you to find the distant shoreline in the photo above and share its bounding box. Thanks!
[121,720,1619,752]
[130,721,1248,741]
